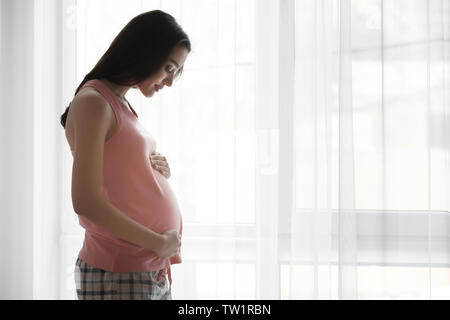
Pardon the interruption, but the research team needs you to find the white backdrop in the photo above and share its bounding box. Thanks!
[0,0,449,300]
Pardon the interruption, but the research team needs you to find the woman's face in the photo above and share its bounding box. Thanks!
[136,45,189,97]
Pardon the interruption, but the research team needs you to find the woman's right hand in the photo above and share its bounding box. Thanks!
[154,229,181,258]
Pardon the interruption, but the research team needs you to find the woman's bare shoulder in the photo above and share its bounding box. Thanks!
[65,86,116,146]
[71,86,109,108]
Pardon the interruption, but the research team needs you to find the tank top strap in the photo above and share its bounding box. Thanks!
[123,96,139,119]
[79,79,133,129]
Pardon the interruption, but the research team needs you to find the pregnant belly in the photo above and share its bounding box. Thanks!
[92,172,182,250]
[129,176,181,233]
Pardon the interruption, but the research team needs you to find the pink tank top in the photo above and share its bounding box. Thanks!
[71,79,183,287]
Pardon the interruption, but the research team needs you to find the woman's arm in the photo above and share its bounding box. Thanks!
[75,193,164,252]
[69,92,164,252]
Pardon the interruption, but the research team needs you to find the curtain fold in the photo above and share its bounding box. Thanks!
[0,0,36,300]
[0,0,75,299]
[293,0,450,299]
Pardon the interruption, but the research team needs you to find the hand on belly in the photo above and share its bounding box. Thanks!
[150,151,171,179]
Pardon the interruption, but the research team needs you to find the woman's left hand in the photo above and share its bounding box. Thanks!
[150,152,171,179]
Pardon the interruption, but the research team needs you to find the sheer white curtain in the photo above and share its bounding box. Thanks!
[65,0,450,300]
[1,0,449,300]
[0,0,36,300]
[0,0,76,299]
[293,0,450,299]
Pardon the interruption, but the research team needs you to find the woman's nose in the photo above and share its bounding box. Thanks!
[164,74,174,87]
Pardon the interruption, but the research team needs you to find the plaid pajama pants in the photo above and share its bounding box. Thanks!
[74,257,172,300]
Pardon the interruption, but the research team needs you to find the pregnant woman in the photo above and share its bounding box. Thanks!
[59,10,190,300]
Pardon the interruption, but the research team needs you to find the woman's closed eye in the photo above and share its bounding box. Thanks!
[165,65,175,74]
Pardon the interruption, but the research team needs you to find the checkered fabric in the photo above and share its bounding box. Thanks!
[74,257,172,300]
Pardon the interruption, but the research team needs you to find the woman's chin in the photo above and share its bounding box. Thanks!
[141,90,153,98]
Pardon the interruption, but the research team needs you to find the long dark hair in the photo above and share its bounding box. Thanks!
[60,10,191,129]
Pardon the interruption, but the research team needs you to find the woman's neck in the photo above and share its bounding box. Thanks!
[100,79,130,99]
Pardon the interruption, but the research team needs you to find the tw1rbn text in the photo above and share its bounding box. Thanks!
[178,304,271,317]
